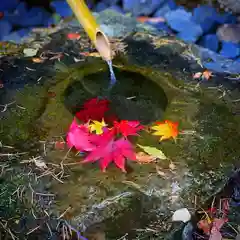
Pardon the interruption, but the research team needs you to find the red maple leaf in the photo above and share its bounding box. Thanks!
[82,129,136,172]
[66,118,96,151]
[75,98,117,123]
[113,120,144,138]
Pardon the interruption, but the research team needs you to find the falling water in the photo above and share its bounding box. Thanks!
[107,60,117,88]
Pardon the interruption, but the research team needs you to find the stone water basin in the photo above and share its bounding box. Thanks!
[1,54,240,239]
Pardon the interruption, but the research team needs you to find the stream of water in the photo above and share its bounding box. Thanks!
[107,60,117,88]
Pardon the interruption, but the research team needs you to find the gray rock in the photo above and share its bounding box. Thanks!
[217,24,240,43]
[95,9,165,38]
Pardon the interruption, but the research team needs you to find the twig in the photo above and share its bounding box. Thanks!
[26,225,40,235]
[57,206,72,220]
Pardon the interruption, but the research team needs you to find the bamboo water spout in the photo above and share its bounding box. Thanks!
[66,0,112,61]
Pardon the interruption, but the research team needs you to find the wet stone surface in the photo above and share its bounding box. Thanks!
[0,10,240,240]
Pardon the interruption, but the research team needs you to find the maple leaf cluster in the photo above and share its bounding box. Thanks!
[67,97,144,172]
[64,97,180,172]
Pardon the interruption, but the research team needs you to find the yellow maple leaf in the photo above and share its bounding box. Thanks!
[89,119,107,135]
[151,120,179,141]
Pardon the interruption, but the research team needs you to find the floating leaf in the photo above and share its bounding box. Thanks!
[151,120,179,141]
[23,48,39,57]
[137,144,167,159]
[89,119,107,135]
[172,208,191,223]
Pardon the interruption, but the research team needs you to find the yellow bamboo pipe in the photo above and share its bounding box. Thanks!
[66,0,112,61]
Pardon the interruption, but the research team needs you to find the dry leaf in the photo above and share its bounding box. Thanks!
[137,16,165,23]
[155,165,166,177]
[136,152,154,164]
[202,70,213,80]
[169,162,176,170]
[80,51,100,57]
[32,57,45,63]
[193,72,203,79]
[67,33,81,40]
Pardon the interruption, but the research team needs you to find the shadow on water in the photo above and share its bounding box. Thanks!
[64,68,168,124]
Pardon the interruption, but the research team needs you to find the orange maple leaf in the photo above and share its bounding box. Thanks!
[151,120,179,141]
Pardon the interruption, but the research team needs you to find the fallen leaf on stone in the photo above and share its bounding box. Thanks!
[193,72,203,79]
[80,51,101,57]
[136,152,154,164]
[202,70,213,80]
[193,70,213,80]
[151,120,179,141]
[32,57,44,63]
[137,144,167,159]
[23,48,39,57]
[172,208,191,223]
[55,141,65,150]
[67,33,81,40]
[155,165,166,177]
[169,162,176,170]
[137,16,165,23]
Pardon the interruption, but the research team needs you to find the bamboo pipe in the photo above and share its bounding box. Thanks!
[66,0,112,61]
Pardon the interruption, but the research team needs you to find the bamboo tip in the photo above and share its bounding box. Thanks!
[95,30,112,61]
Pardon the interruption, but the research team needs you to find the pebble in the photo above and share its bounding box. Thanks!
[192,5,218,34]
[123,0,165,16]
[95,2,108,12]
[153,3,172,18]
[50,1,73,18]
[219,41,240,58]
[217,24,240,43]
[199,34,219,52]
[165,8,202,42]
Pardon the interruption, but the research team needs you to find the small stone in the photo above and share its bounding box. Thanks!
[192,5,218,23]
[165,9,192,32]
[219,41,240,58]
[108,5,124,14]
[177,27,202,43]
[123,0,165,16]
[50,1,73,17]
[165,9,202,42]
[217,24,240,43]
[192,5,218,34]
[215,12,237,24]
[199,34,219,52]
[153,3,172,18]
[95,2,108,12]
[102,0,120,5]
